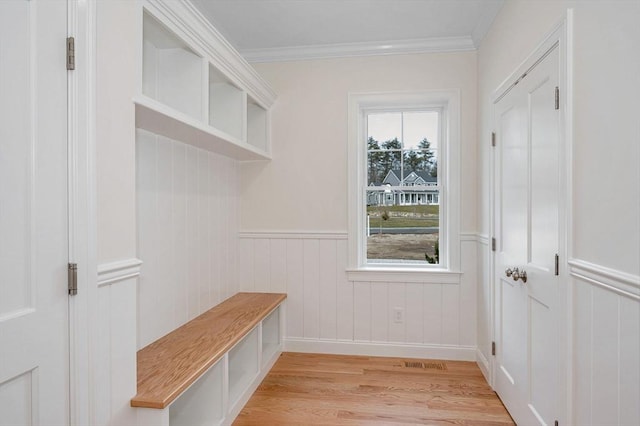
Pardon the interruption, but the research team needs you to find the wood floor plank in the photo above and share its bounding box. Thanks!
[235,352,514,425]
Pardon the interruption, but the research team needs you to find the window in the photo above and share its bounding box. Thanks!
[366,110,440,265]
[347,91,461,280]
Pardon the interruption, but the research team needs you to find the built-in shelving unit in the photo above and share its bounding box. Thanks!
[133,293,286,426]
[135,1,276,161]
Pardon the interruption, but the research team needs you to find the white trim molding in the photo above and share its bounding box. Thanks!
[239,231,348,240]
[476,348,490,383]
[569,258,640,302]
[241,37,476,63]
[97,258,143,287]
[459,232,490,245]
[68,0,97,424]
[284,338,476,361]
[346,268,461,284]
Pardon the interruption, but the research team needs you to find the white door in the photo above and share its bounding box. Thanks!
[493,44,561,425]
[0,1,69,424]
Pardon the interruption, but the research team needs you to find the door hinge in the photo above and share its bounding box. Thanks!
[491,132,496,147]
[555,254,559,276]
[491,341,496,356]
[66,37,75,70]
[491,237,496,252]
[68,263,78,296]
[554,86,559,110]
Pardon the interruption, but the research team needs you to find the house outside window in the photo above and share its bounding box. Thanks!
[347,91,461,280]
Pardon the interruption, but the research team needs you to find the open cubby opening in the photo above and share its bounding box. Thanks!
[228,327,259,408]
[142,12,204,120]
[209,66,244,141]
[261,307,280,366]
[169,359,224,426]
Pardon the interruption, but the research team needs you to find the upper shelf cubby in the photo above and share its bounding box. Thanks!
[142,12,205,121]
[209,65,244,141]
[136,1,277,161]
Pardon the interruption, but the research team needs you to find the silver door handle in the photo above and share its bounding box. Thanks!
[505,267,527,283]
[511,268,527,283]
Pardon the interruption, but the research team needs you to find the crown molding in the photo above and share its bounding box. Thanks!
[241,36,476,63]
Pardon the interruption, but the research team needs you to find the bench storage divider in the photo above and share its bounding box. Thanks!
[132,292,286,426]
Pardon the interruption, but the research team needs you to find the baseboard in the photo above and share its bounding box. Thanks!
[284,338,476,361]
[476,348,491,384]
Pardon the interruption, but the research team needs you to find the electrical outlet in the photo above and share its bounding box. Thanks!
[393,307,404,323]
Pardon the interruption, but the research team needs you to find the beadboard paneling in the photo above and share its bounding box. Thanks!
[238,233,478,357]
[571,266,640,425]
[94,278,138,426]
[136,129,239,349]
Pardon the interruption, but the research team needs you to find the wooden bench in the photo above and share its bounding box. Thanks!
[132,292,286,425]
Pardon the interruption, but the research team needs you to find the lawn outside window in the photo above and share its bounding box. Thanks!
[347,91,461,282]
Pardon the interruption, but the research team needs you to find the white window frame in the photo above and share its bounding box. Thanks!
[347,90,461,282]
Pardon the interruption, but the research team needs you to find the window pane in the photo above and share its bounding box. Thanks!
[367,112,401,145]
[403,111,439,150]
[367,152,385,186]
[366,190,440,264]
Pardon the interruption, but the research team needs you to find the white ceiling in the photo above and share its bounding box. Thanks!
[191,0,504,62]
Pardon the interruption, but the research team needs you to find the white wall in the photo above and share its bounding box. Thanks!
[477,1,640,424]
[136,129,240,349]
[239,52,480,358]
[244,52,478,232]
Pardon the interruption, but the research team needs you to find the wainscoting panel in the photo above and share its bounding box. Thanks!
[94,277,138,426]
[136,129,240,349]
[570,260,640,425]
[238,233,479,359]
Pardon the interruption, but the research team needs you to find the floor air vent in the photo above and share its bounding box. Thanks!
[403,361,447,370]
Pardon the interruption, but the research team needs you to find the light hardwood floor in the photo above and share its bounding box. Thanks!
[235,352,514,425]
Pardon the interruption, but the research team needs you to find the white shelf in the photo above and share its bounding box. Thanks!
[135,95,271,161]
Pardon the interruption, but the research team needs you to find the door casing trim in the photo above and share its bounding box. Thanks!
[67,0,97,424]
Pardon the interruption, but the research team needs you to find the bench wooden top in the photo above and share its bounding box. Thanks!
[131,292,286,409]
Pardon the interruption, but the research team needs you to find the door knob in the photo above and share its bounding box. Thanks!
[511,268,527,283]
[505,268,513,277]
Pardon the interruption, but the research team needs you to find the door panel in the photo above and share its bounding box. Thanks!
[0,0,33,317]
[494,45,560,426]
[0,1,69,424]
[530,296,555,423]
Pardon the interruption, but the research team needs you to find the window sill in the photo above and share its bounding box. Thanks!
[346,267,462,284]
